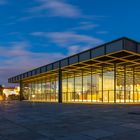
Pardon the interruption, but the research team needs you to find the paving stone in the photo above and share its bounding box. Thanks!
[0,122,19,130]
[100,130,140,140]
[1,101,140,139]
[54,134,95,140]
[1,132,49,140]
[37,129,54,138]
[81,129,114,139]
[101,125,136,134]
[121,123,140,129]
[0,127,28,135]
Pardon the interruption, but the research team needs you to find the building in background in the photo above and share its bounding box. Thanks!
[3,87,20,100]
[0,85,3,100]
[8,37,140,103]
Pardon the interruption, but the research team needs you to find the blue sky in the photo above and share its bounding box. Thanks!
[0,0,140,85]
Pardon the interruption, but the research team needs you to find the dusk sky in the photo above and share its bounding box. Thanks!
[0,0,140,86]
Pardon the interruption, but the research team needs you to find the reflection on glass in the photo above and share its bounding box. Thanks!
[75,75,82,102]
[22,65,140,103]
[103,66,114,103]
[83,75,91,102]
[22,76,58,102]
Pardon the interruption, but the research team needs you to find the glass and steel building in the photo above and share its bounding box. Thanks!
[8,37,140,103]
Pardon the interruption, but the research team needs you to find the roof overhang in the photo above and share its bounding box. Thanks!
[8,37,140,83]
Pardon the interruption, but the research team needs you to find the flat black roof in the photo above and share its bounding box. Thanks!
[8,37,140,83]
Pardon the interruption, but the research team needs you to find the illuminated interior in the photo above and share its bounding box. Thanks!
[22,75,58,102]
[61,64,140,103]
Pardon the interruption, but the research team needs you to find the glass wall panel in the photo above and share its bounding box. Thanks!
[92,67,102,102]
[44,80,47,101]
[42,80,46,101]
[83,72,91,102]
[28,83,31,100]
[126,67,133,102]
[67,74,74,102]
[22,76,58,102]
[91,73,98,102]
[116,65,125,103]
[134,67,140,102]
[46,79,51,101]
[35,81,38,101]
[55,79,58,101]
[62,77,67,102]
[75,73,82,102]
[22,83,29,100]
[31,82,35,100]
[51,79,56,102]
[38,80,42,101]
[103,66,114,103]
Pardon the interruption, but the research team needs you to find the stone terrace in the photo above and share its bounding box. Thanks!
[0,101,140,139]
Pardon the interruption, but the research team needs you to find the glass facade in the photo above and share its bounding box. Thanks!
[22,76,58,102]
[21,64,140,103]
[61,65,140,103]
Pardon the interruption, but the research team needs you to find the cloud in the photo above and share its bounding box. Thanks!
[0,41,66,85]
[15,0,108,23]
[71,22,99,31]
[31,31,103,55]
[31,31,103,46]
[28,0,82,18]
[48,31,103,46]
[0,41,65,68]
[96,31,108,34]
[67,45,90,55]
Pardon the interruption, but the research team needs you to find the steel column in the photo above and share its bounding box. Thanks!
[114,63,116,103]
[19,80,23,101]
[133,67,135,102]
[58,69,62,103]
[102,65,103,102]
[124,65,126,103]
[91,67,93,102]
[82,70,83,102]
